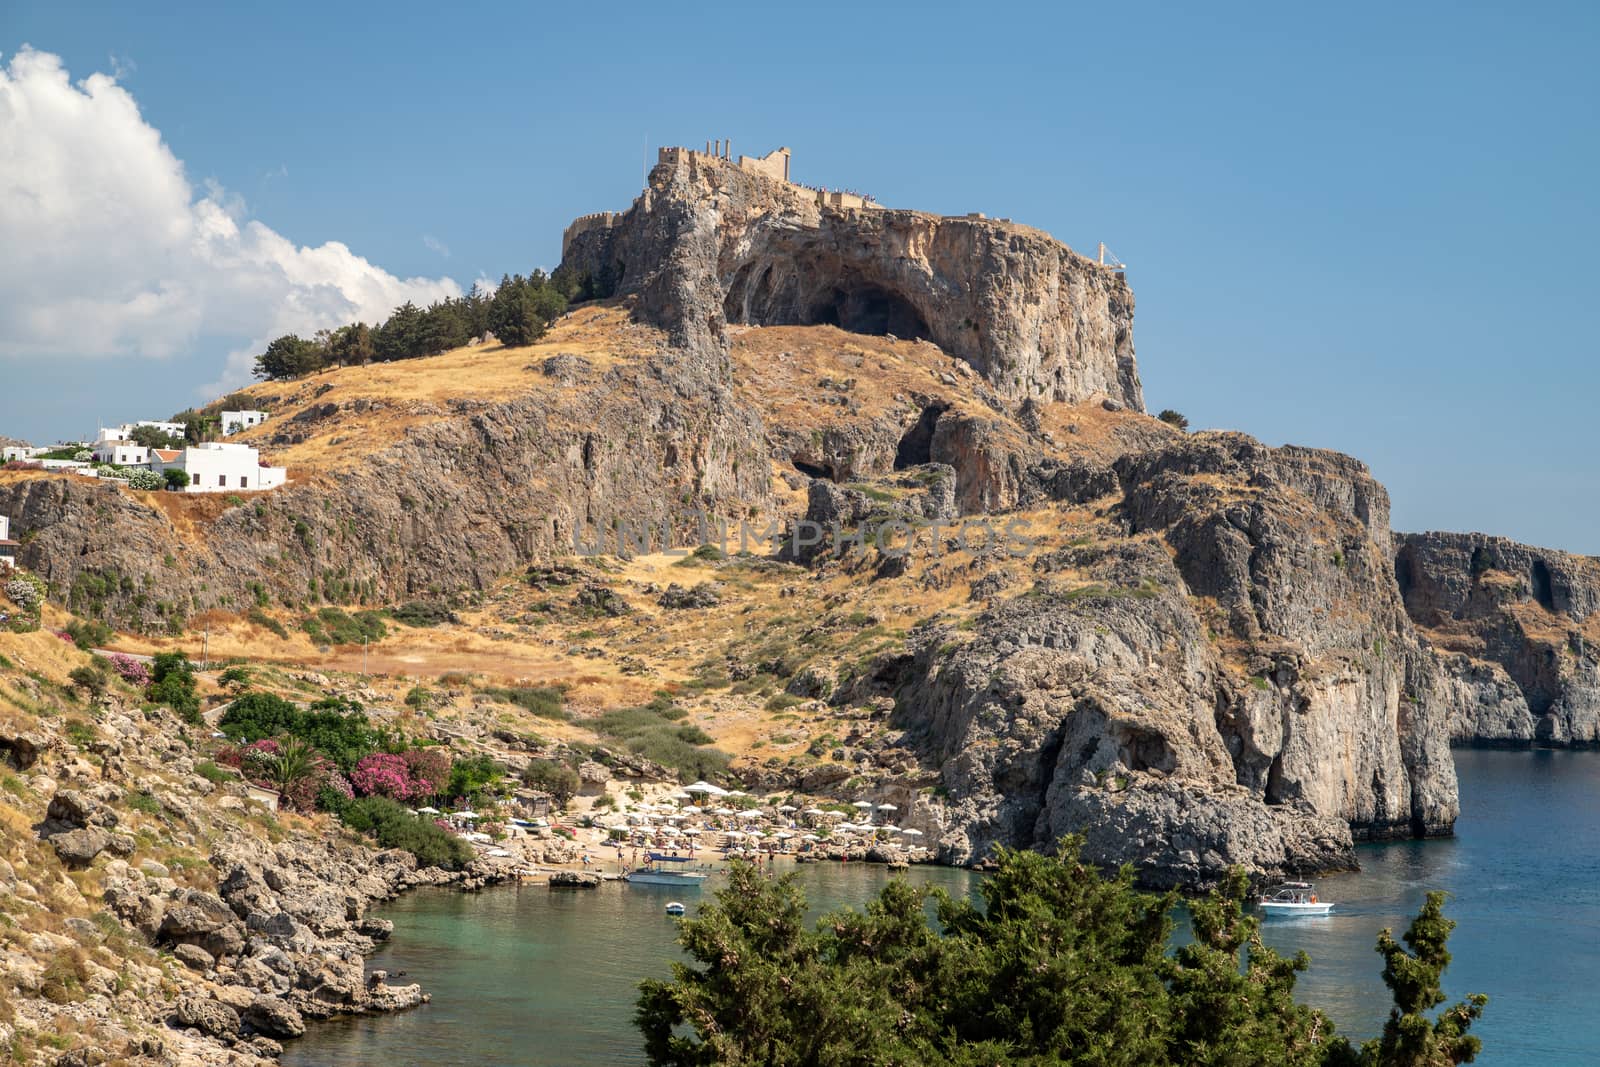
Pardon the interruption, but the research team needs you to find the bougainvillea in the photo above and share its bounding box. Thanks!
[108,653,150,686]
[325,771,355,800]
[351,753,417,800]
[402,747,452,799]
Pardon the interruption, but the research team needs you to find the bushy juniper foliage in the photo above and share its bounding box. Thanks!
[638,840,1484,1067]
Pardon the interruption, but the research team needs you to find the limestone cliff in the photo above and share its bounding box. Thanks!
[561,148,1143,411]
[877,434,1457,887]
[1396,532,1600,744]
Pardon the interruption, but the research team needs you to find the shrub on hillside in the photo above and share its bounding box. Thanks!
[125,469,164,490]
[334,796,473,870]
[391,600,458,627]
[593,703,731,783]
[64,618,112,651]
[480,685,567,720]
[5,572,46,610]
[146,651,200,724]
[108,653,150,686]
[302,607,386,646]
[219,692,385,772]
[520,759,580,807]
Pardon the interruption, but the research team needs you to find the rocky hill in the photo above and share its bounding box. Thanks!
[0,150,1493,890]
[1396,532,1600,744]
[0,631,501,1065]
[562,147,1142,411]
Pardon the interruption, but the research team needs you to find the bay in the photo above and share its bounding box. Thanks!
[285,749,1600,1066]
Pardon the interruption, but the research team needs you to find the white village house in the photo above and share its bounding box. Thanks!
[220,410,268,436]
[149,442,287,493]
[1,445,47,462]
[90,434,150,467]
[0,515,16,570]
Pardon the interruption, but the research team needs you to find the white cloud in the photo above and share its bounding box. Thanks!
[0,47,460,397]
[423,234,451,258]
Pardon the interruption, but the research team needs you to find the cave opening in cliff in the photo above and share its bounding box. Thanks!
[1531,559,1555,611]
[895,401,949,469]
[809,283,930,341]
[792,456,835,480]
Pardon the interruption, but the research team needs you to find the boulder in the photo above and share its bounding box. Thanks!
[171,996,240,1039]
[242,995,306,1038]
[49,827,113,868]
[172,944,214,971]
[549,870,602,888]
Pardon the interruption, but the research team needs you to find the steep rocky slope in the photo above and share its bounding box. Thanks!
[0,161,1474,890]
[562,149,1142,410]
[0,631,498,1065]
[1396,532,1600,744]
[864,433,1457,886]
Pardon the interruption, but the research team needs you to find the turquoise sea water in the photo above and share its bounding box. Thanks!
[284,749,1600,1066]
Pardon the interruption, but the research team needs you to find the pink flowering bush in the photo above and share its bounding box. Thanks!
[108,654,150,686]
[324,771,355,801]
[402,747,451,799]
[351,753,418,800]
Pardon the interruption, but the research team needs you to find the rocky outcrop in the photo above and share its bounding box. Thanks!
[0,346,772,632]
[888,433,1459,887]
[1395,531,1600,744]
[561,150,1143,410]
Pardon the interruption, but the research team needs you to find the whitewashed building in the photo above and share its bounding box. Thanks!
[1,445,45,462]
[0,515,16,570]
[149,443,287,493]
[91,439,151,466]
[220,410,268,436]
[99,421,184,442]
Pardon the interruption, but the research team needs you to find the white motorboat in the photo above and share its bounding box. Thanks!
[625,854,710,887]
[1258,881,1334,916]
[665,902,686,916]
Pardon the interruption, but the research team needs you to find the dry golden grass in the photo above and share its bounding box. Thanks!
[222,304,664,475]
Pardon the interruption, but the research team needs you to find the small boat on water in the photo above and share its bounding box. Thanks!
[625,854,710,887]
[665,902,686,916]
[1258,881,1334,916]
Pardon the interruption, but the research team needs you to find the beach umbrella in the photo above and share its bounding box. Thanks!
[802,833,820,841]
[876,803,898,812]
[725,830,745,839]
[852,800,873,809]
[746,830,765,839]
[417,806,440,815]
[902,828,923,837]
[803,807,825,816]
[777,805,798,813]
[712,807,736,816]
[682,828,702,836]
[775,831,795,839]
[684,781,716,793]
[455,811,480,819]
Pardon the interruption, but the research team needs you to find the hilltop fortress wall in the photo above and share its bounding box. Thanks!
[560,144,1143,412]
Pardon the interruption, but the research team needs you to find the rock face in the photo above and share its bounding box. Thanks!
[0,348,772,631]
[890,434,1459,887]
[561,149,1143,410]
[1395,531,1600,744]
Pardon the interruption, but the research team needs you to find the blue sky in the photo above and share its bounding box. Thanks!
[2,0,1596,552]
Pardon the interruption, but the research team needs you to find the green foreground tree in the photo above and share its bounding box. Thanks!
[637,841,1485,1067]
